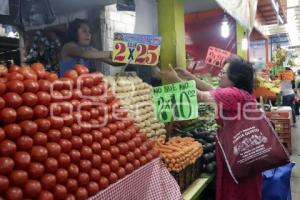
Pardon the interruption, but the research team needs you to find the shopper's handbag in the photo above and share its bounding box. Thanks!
[216,106,290,183]
[262,162,295,200]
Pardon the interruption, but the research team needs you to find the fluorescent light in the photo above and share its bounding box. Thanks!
[221,15,230,38]
[242,36,248,50]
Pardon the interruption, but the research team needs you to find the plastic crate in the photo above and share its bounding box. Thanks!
[266,111,290,119]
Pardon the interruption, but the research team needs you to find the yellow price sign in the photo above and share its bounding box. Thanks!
[112,33,161,66]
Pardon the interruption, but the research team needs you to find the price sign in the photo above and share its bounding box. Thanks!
[112,33,161,66]
[153,80,198,123]
[205,46,231,68]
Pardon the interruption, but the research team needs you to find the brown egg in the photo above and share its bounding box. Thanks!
[28,162,45,179]
[23,180,42,198]
[40,173,56,190]
[31,146,48,162]
[14,151,31,169]
[5,187,23,200]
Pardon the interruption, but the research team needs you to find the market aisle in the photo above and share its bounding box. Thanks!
[291,117,300,200]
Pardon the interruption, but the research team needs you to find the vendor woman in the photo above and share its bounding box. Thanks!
[60,18,112,76]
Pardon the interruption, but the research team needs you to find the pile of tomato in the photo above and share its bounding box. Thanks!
[0,63,159,200]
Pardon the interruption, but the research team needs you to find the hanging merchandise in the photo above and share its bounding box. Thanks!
[15,0,56,27]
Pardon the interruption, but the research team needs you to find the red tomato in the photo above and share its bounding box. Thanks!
[3,92,23,108]
[71,136,83,150]
[20,67,38,81]
[92,154,102,168]
[37,91,51,105]
[74,64,89,75]
[61,126,72,139]
[14,151,31,169]
[58,153,71,168]
[46,72,58,82]
[100,138,111,150]
[91,86,102,96]
[68,164,80,178]
[8,65,20,73]
[99,177,109,190]
[91,142,101,154]
[90,72,103,85]
[107,123,118,134]
[44,157,59,173]
[28,162,45,179]
[100,163,111,176]
[6,72,24,81]
[80,146,93,159]
[23,180,42,198]
[10,170,28,186]
[109,135,117,145]
[62,114,74,126]
[16,106,33,121]
[91,130,103,142]
[101,150,112,163]
[82,87,92,96]
[66,178,78,193]
[139,156,147,166]
[69,150,81,164]
[115,130,124,142]
[23,80,39,93]
[108,172,118,184]
[133,136,142,147]
[59,139,72,153]
[4,123,21,140]
[64,69,78,80]
[53,184,67,200]
[46,142,61,158]
[89,169,101,182]
[70,99,80,111]
[90,108,99,119]
[125,163,134,174]
[31,63,46,79]
[5,187,23,200]
[72,89,81,100]
[35,118,51,132]
[75,187,88,200]
[100,127,111,138]
[139,133,148,142]
[81,133,93,146]
[0,140,17,156]
[110,159,120,172]
[47,129,61,142]
[126,152,135,163]
[140,145,148,156]
[31,146,48,162]
[87,181,99,196]
[77,173,89,186]
[0,128,4,142]
[117,142,129,155]
[0,82,6,95]
[80,122,92,133]
[117,155,127,166]
[0,97,5,110]
[55,168,69,183]
[0,157,14,174]
[6,80,24,94]
[48,116,64,129]
[38,79,51,92]
[133,159,141,169]
[22,92,38,107]
[16,135,33,151]
[19,120,37,136]
[79,160,92,173]
[123,130,131,142]
[40,174,56,190]
[71,124,81,136]
[33,132,47,146]
[117,167,126,179]
[33,105,49,118]
[127,140,136,151]
[37,191,54,200]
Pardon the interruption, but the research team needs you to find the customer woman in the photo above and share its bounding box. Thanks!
[164,57,262,200]
[60,18,112,76]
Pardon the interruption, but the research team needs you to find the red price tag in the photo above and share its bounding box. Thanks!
[205,46,231,68]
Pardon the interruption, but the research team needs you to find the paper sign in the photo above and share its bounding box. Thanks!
[112,33,161,66]
[153,80,198,123]
[205,46,231,68]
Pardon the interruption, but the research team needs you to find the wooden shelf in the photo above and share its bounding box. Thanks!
[182,173,214,200]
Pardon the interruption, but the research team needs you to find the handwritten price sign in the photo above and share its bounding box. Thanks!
[205,46,231,68]
[112,33,161,66]
[153,80,198,123]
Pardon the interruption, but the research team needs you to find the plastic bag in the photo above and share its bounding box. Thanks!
[262,162,295,200]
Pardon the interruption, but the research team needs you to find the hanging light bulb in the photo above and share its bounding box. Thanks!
[242,32,248,50]
[221,15,230,38]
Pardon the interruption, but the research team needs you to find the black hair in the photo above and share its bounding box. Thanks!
[225,57,254,94]
[68,18,90,43]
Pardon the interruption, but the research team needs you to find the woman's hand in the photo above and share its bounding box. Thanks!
[175,68,196,80]
[161,65,182,83]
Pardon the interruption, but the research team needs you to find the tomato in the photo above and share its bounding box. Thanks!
[20,67,38,81]
[44,157,58,173]
[53,184,67,200]
[41,173,56,190]
[99,177,109,190]
[0,157,14,174]
[69,150,81,164]
[48,116,64,129]
[82,87,92,96]
[16,136,32,151]
[115,130,124,142]
[92,154,102,168]
[80,146,93,159]
[107,123,118,134]
[0,97,5,110]
[117,155,127,166]
[123,119,134,128]
[79,160,92,173]
[126,152,135,163]
[100,163,111,176]
[82,76,94,88]
[64,69,78,80]
[61,126,72,139]
[37,91,51,105]
[140,145,148,156]
[61,89,72,100]
[80,122,91,133]
[4,123,21,140]
[0,82,6,95]
[23,180,42,198]
[133,159,141,169]
[58,153,71,168]
[28,162,45,179]
[89,168,101,182]
[9,170,28,186]
[31,146,48,162]
[71,136,83,150]
[14,151,31,169]
[117,142,129,155]
[32,132,47,146]
[22,92,38,106]
[100,127,111,138]
[62,114,74,126]
[72,89,81,100]
[46,142,61,158]
[23,80,39,93]
[47,129,61,143]
[0,140,16,156]
[38,79,51,92]
[45,73,59,82]
[68,164,79,178]
[75,187,88,200]
[59,139,72,153]
[101,150,112,163]
[149,149,160,158]
[90,108,99,119]
[31,63,46,79]
[8,65,20,73]
[109,159,120,172]
[125,163,134,174]
[6,80,24,94]
[91,86,102,96]
[127,140,136,151]
[19,120,38,136]
[35,118,51,132]
[74,64,89,75]
[100,138,111,150]
[133,136,142,147]
[109,135,117,145]
[78,173,89,186]
[6,72,24,81]
[108,172,118,184]
[16,106,33,121]
[139,156,147,166]
[0,108,16,124]
[66,178,78,193]
[80,110,91,121]
[60,77,74,90]
[91,142,101,154]
[71,124,81,136]
[87,182,99,196]
[117,167,126,179]
[5,187,23,200]
[33,105,49,118]
[4,92,23,108]
[139,133,148,142]
[123,130,131,142]
[80,99,92,110]
[70,99,80,111]
[56,168,68,183]
[38,191,54,200]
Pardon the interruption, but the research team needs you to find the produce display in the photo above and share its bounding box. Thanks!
[256,75,280,94]
[0,63,159,200]
[153,136,203,172]
[106,75,166,138]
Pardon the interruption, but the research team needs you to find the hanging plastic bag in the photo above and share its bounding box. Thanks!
[15,0,56,27]
[262,162,295,200]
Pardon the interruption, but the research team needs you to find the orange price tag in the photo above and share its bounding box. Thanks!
[112,33,161,66]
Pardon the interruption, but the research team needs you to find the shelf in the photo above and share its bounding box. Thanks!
[182,173,214,200]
